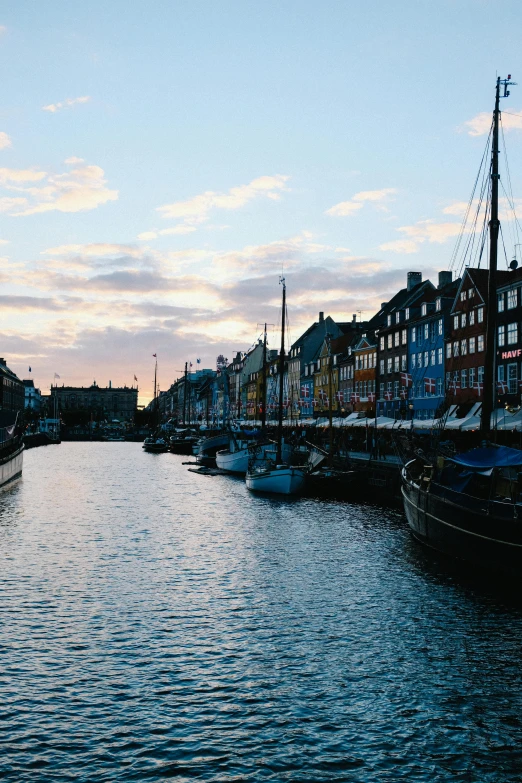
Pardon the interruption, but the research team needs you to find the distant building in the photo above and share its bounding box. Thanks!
[23,379,42,412]
[0,359,24,413]
[51,381,138,421]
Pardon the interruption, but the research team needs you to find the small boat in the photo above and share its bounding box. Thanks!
[143,436,168,453]
[169,429,198,455]
[246,277,306,496]
[305,467,358,498]
[216,437,292,475]
[0,411,24,490]
[246,463,305,495]
[195,432,230,466]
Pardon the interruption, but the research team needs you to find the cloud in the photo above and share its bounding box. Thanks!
[379,239,420,254]
[137,225,197,240]
[1,158,118,216]
[380,219,463,253]
[153,174,289,234]
[0,132,11,150]
[462,109,522,136]
[326,188,396,216]
[0,26,6,35]
[42,96,91,113]
[42,242,145,258]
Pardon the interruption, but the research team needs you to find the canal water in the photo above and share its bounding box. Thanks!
[2,443,522,782]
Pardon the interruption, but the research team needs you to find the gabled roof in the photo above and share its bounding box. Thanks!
[368,279,435,330]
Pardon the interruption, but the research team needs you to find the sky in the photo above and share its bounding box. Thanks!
[1,0,522,403]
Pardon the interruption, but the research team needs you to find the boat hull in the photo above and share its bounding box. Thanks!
[0,443,23,490]
[402,472,522,575]
[246,466,305,495]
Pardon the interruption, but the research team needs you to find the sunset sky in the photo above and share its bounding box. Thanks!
[1,1,521,403]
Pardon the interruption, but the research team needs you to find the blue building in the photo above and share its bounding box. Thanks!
[408,272,459,420]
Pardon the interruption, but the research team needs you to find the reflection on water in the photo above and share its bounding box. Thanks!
[1,443,522,782]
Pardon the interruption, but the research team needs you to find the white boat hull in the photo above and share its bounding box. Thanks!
[0,444,23,490]
[216,443,292,475]
[246,466,305,495]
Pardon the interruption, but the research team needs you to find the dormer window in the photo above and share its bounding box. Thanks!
[395,311,400,324]
[405,308,410,320]
[435,297,441,311]
[461,291,467,301]
[387,314,392,327]
[421,303,427,316]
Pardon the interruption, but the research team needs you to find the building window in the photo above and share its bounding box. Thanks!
[438,318,443,335]
[393,355,399,372]
[417,354,422,368]
[469,310,475,326]
[387,357,392,374]
[411,326,416,342]
[393,381,399,399]
[438,348,443,365]
[468,288,474,298]
[421,303,427,316]
[508,363,517,393]
[469,367,475,389]
[461,291,467,301]
[461,339,467,355]
[498,365,505,381]
[430,349,436,365]
[453,341,459,357]
[415,380,423,398]
[379,336,384,351]
[405,308,410,320]
[461,369,468,389]
[508,289,518,309]
[401,354,407,371]
[395,311,400,324]
[478,366,484,384]
[424,351,429,367]
[436,298,441,311]
[446,343,451,359]
[424,323,429,340]
[379,383,384,399]
[508,322,518,344]
[394,331,400,347]
[411,353,416,369]
[387,314,392,326]
[401,329,407,345]
[437,378,443,395]
[498,325,505,346]
[469,336,476,353]
[461,313,467,328]
[387,334,392,349]
[453,315,459,330]
[498,293,505,312]
[478,306,484,323]
[478,334,484,352]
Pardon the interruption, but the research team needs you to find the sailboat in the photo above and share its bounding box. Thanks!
[246,278,306,495]
[216,322,292,474]
[401,75,522,575]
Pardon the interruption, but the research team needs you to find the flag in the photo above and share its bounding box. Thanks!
[400,372,412,387]
[190,362,193,367]
[384,391,393,400]
[424,377,436,394]
[474,381,483,394]
[368,392,376,402]
[497,380,509,394]
[300,384,310,398]
[28,366,31,372]
[134,375,138,382]
[197,358,201,364]
[400,388,408,399]
[350,392,360,403]
[54,373,60,379]
[335,390,344,403]
[152,353,157,358]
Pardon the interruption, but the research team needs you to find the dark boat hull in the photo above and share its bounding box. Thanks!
[402,475,522,576]
[0,441,23,489]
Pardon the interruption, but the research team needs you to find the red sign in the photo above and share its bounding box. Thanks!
[502,349,522,359]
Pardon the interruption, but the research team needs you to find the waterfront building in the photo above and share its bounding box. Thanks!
[407,272,459,420]
[444,268,512,407]
[495,266,522,405]
[23,379,42,413]
[352,333,378,415]
[0,359,25,414]
[376,272,435,419]
[288,312,341,418]
[51,381,138,421]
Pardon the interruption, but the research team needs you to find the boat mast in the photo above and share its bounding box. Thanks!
[261,323,267,432]
[482,75,515,432]
[182,361,188,426]
[276,278,286,463]
[327,334,334,468]
[153,356,158,426]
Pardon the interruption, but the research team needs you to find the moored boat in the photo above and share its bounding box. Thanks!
[0,412,24,489]
[143,436,168,453]
[246,464,305,495]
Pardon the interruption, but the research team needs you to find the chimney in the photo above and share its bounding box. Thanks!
[319,312,324,323]
[438,270,452,289]
[407,271,422,291]
[352,313,357,324]
[0,358,5,366]
[109,380,112,388]
[381,302,388,310]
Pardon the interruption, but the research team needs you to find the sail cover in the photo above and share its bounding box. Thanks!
[449,446,522,469]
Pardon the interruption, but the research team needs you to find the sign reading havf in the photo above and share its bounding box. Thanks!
[501,349,522,359]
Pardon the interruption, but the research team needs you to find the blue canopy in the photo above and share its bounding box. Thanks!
[449,446,522,469]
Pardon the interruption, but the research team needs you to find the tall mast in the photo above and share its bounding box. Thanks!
[261,323,267,431]
[153,356,158,426]
[276,278,286,463]
[327,334,334,468]
[481,75,515,432]
[182,361,188,426]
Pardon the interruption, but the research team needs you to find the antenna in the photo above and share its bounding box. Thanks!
[501,74,516,98]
